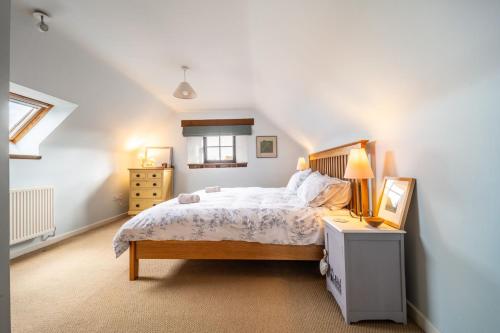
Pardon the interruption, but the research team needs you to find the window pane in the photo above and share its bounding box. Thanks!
[220,136,233,146]
[206,136,219,146]
[206,147,220,161]
[9,100,36,131]
[220,147,234,161]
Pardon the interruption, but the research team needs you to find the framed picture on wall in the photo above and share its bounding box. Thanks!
[145,146,173,168]
[377,177,416,230]
[256,136,277,158]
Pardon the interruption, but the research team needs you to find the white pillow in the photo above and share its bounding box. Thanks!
[296,171,328,206]
[286,168,312,192]
[297,172,351,207]
[322,179,352,210]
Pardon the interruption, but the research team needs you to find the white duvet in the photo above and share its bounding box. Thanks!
[113,187,341,257]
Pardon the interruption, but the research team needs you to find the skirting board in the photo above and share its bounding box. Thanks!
[9,212,128,259]
[407,301,440,333]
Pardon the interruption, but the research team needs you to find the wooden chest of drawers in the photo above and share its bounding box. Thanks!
[128,168,173,215]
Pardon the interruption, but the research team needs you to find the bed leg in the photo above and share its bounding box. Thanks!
[129,241,139,281]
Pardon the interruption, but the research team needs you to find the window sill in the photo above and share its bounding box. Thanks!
[188,162,247,169]
[9,154,42,160]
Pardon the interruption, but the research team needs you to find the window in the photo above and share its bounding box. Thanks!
[203,135,236,163]
[9,93,53,143]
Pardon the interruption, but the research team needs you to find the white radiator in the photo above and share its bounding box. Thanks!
[9,187,55,245]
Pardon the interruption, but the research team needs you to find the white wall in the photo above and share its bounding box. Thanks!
[147,110,306,194]
[0,0,10,330]
[9,5,305,256]
[247,1,500,332]
[373,75,500,333]
[9,4,174,253]
[10,1,500,331]
[9,83,78,156]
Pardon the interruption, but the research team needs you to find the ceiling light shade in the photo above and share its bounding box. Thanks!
[173,81,197,99]
[173,66,197,99]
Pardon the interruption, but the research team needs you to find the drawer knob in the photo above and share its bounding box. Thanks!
[136,193,140,197]
[152,174,157,178]
[153,204,157,206]
[153,193,157,197]
[136,174,140,178]
[136,183,140,186]
[153,183,157,186]
[135,204,140,208]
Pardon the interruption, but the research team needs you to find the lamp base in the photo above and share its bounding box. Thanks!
[349,208,363,222]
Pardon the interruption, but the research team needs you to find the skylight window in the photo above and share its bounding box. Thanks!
[9,93,53,143]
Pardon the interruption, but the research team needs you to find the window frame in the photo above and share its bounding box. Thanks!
[203,135,236,164]
[9,93,53,144]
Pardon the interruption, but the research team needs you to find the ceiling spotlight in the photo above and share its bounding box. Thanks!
[33,10,50,32]
[173,66,197,99]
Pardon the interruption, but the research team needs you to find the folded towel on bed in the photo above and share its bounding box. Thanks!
[205,186,221,193]
[178,193,200,204]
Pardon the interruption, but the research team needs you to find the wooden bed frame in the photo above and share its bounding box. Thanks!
[129,140,370,280]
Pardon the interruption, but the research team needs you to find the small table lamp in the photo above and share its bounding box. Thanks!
[344,148,374,221]
[296,157,307,171]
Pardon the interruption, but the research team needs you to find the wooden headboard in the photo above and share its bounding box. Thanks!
[309,140,371,215]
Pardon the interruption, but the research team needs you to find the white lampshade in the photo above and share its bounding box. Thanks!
[173,81,197,99]
[296,157,307,171]
[173,66,197,99]
[344,148,374,179]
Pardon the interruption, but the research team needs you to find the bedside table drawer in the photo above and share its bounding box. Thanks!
[131,180,161,188]
[130,189,162,199]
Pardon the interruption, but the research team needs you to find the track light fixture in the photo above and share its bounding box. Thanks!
[33,10,50,32]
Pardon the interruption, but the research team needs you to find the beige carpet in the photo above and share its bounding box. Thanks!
[11,219,422,333]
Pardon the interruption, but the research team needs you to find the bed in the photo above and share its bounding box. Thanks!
[114,140,370,280]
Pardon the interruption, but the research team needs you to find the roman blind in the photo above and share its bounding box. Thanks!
[181,118,254,137]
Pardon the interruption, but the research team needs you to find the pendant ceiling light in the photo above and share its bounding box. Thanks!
[173,66,197,99]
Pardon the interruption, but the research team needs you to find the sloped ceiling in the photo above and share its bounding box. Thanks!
[13,0,256,112]
[12,0,500,151]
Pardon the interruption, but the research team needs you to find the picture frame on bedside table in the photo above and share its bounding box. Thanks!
[376,177,415,230]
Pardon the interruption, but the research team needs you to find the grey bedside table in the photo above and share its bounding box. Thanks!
[323,215,407,324]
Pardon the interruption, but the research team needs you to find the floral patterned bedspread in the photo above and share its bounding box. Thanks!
[113,187,340,257]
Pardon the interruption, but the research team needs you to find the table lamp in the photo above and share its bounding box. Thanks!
[344,148,374,221]
[296,157,307,171]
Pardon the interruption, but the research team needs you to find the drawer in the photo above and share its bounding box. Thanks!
[130,189,162,199]
[146,171,162,180]
[130,171,147,180]
[130,180,161,188]
[129,199,162,211]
